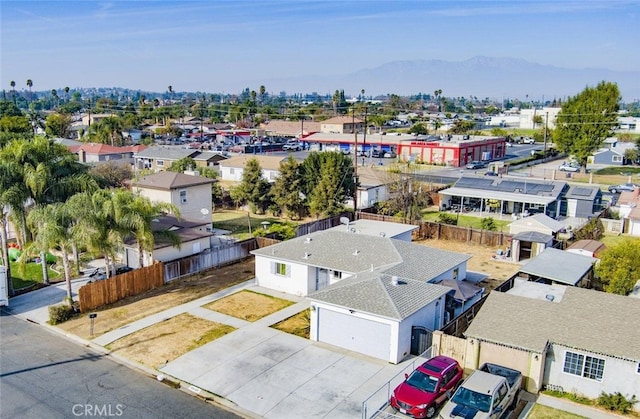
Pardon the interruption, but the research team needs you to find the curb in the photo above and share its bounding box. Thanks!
[26,317,257,419]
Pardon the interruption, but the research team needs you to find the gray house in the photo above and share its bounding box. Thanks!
[563,185,603,218]
[465,285,640,406]
[591,138,635,165]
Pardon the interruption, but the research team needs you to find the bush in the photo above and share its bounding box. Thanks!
[48,301,77,325]
[597,392,637,414]
[437,213,458,225]
[480,217,497,231]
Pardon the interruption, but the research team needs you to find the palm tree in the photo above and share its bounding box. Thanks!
[51,89,58,110]
[0,160,27,297]
[10,81,16,104]
[27,203,77,302]
[259,85,266,103]
[64,86,70,103]
[434,89,443,112]
[113,191,181,268]
[26,79,33,104]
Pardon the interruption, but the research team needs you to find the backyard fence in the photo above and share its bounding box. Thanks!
[356,212,509,247]
[78,263,164,312]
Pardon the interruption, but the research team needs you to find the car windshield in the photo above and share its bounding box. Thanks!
[405,370,439,393]
[451,387,492,413]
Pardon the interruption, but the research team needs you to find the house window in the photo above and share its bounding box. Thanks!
[612,155,622,163]
[452,268,459,281]
[563,351,605,381]
[230,168,235,174]
[272,262,289,277]
[637,363,640,374]
[157,160,164,167]
[179,190,187,204]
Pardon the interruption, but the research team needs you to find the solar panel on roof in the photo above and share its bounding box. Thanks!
[455,178,494,189]
[572,187,594,196]
[495,181,521,192]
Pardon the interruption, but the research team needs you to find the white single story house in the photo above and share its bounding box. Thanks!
[309,272,451,363]
[250,226,473,363]
[218,155,287,183]
[122,214,214,268]
[465,283,640,405]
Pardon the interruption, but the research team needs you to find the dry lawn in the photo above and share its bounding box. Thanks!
[58,258,255,340]
[271,309,311,339]
[416,238,520,287]
[203,290,294,322]
[106,313,235,369]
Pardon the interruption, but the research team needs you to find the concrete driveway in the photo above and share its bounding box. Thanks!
[159,286,418,419]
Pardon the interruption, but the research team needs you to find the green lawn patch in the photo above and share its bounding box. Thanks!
[528,404,586,419]
[421,211,511,230]
[212,209,293,240]
[10,261,61,290]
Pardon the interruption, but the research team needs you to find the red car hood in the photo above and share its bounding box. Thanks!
[394,381,437,406]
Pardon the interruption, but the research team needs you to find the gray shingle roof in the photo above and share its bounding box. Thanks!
[512,231,553,243]
[309,272,451,320]
[251,230,470,280]
[510,213,564,232]
[465,287,640,361]
[519,248,595,286]
[131,171,214,190]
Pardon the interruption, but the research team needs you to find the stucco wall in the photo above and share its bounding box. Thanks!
[395,297,445,362]
[255,256,310,296]
[545,344,640,404]
[152,237,210,262]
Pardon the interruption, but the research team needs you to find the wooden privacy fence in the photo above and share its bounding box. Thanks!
[78,263,164,312]
[356,212,509,247]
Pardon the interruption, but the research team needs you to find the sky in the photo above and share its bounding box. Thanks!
[1,0,639,96]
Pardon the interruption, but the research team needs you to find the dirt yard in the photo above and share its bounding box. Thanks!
[106,313,236,369]
[415,238,520,288]
[203,290,294,322]
[58,258,255,340]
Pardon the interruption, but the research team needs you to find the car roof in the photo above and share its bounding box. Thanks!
[418,356,458,376]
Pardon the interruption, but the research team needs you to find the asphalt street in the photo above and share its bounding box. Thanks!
[0,312,240,419]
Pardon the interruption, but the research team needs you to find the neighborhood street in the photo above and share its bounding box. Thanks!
[0,312,240,419]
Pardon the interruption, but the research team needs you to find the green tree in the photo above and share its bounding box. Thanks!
[27,203,77,302]
[0,159,27,296]
[113,190,181,268]
[45,113,73,138]
[168,157,196,172]
[272,155,305,219]
[301,151,354,214]
[553,81,621,171]
[480,217,497,231]
[235,158,272,214]
[594,239,640,295]
[88,161,133,188]
[450,119,476,134]
[376,170,430,223]
[408,122,428,135]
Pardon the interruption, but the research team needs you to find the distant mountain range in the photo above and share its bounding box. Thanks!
[251,56,639,102]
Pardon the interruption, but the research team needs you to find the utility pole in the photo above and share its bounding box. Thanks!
[361,89,367,166]
[352,107,358,212]
[543,111,549,155]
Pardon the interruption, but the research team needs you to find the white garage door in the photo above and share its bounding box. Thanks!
[317,308,391,361]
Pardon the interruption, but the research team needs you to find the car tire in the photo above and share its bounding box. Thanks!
[426,405,436,418]
[610,188,617,194]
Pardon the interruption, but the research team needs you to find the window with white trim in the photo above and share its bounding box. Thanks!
[612,155,622,163]
[271,262,289,277]
[179,190,187,204]
[563,351,605,381]
[157,160,164,166]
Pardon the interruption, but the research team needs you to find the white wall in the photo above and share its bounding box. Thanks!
[151,237,210,262]
[255,256,311,296]
[429,264,468,283]
[545,343,640,404]
[395,298,445,362]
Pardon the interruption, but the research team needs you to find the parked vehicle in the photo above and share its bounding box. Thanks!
[558,162,580,172]
[521,137,535,144]
[608,183,637,193]
[466,161,485,170]
[439,363,522,419]
[88,265,133,282]
[390,356,463,418]
[282,141,302,151]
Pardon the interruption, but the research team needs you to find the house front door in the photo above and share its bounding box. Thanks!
[316,268,329,291]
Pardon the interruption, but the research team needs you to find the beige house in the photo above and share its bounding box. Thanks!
[320,115,364,134]
[130,171,214,221]
[218,155,287,182]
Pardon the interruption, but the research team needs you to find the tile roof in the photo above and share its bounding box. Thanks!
[251,229,470,281]
[518,248,595,286]
[69,143,147,155]
[308,271,451,320]
[218,155,287,171]
[465,287,640,361]
[131,171,214,190]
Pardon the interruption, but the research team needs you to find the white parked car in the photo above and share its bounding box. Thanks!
[558,162,580,172]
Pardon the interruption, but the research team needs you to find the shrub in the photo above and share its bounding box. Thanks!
[48,301,77,325]
[480,217,497,231]
[437,213,458,225]
[597,392,637,414]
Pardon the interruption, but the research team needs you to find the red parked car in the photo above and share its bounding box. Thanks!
[390,356,463,418]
